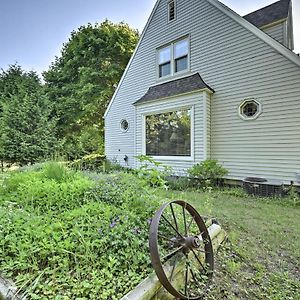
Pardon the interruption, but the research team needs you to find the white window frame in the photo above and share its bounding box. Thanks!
[238,99,262,121]
[168,0,176,23]
[120,119,129,132]
[157,36,190,81]
[141,105,195,161]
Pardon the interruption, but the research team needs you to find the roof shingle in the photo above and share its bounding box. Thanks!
[133,73,214,105]
[243,0,290,28]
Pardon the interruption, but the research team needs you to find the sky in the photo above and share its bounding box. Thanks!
[0,0,299,75]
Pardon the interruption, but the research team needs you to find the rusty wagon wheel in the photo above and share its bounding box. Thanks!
[149,200,214,299]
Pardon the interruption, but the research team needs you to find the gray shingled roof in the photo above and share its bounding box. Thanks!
[133,73,214,105]
[243,0,290,28]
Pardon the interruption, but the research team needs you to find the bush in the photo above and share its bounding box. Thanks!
[166,176,191,191]
[187,159,228,187]
[69,153,106,171]
[136,155,172,189]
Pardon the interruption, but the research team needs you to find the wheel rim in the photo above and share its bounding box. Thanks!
[149,200,214,299]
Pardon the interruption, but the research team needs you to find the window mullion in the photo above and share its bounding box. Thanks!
[171,43,175,76]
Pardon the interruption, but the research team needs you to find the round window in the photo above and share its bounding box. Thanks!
[239,99,262,120]
[120,119,129,132]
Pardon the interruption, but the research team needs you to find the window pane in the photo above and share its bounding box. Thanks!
[159,62,171,77]
[175,56,188,72]
[174,39,188,58]
[159,46,171,64]
[146,109,191,156]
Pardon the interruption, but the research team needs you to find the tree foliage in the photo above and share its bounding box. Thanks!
[0,65,57,165]
[44,20,139,159]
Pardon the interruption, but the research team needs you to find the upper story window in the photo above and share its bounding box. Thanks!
[158,37,189,79]
[168,0,176,22]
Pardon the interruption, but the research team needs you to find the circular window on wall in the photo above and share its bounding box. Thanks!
[239,99,262,120]
[120,119,129,132]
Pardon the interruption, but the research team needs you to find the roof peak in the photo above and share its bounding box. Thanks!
[243,0,291,28]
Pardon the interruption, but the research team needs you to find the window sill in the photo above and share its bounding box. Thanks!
[156,70,191,84]
[149,155,194,162]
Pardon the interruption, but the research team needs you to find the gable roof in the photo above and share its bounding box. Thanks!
[244,0,290,28]
[133,73,214,105]
[104,0,300,118]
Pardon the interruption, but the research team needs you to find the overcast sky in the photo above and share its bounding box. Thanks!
[0,0,299,75]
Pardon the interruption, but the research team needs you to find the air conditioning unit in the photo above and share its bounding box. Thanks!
[243,177,284,197]
[296,173,300,184]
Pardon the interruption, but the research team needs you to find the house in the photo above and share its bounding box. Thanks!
[104,0,300,185]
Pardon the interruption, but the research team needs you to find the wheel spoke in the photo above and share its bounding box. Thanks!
[184,259,189,297]
[187,214,195,232]
[169,203,179,232]
[161,214,184,238]
[169,254,178,283]
[161,245,183,262]
[182,202,188,236]
[191,249,207,272]
[157,233,177,244]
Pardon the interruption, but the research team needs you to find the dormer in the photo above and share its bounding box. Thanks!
[244,0,294,50]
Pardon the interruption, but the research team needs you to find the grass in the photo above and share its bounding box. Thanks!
[158,188,300,300]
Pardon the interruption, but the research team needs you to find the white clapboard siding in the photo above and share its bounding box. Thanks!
[105,0,300,184]
[262,22,285,45]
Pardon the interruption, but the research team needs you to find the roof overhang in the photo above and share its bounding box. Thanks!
[133,73,214,106]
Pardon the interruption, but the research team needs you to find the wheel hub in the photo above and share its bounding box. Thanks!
[183,236,201,251]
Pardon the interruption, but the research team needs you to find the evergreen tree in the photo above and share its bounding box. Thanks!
[0,65,57,165]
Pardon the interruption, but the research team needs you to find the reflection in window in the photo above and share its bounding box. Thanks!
[174,39,188,72]
[146,109,191,156]
[158,46,171,77]
[158,38,189,78]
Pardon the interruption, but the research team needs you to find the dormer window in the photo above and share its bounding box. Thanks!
[168,0,176,22]
[158,37,189,79]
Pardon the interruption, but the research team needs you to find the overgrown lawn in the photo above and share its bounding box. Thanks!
[158,188,300,299]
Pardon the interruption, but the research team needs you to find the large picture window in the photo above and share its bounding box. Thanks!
[145,108,191,157]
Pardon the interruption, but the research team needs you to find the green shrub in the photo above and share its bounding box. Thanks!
[136,155,172,189]
[43,161,75,182]
[69,153,106,172]
[166,176,191,191]
[187,159,228,187]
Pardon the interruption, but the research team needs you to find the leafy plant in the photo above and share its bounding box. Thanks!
[136,155,172,189]
[0,166,162,299]
[187,159,228,187]
[44,21,139,159]
[69,153,106,172]
[42,161,74,182]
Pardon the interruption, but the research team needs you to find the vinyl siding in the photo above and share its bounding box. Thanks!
[105,0,300,184]
[262,22,285,45]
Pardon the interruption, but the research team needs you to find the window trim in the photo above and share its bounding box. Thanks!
[141,105,195,161]
[238,99,262,121]
[120,119,129,132]
[168,0,176,23]
[157,36,190,81]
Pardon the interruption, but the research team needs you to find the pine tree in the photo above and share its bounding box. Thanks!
[0,65,58,165]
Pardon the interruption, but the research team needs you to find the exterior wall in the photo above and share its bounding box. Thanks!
[105,0,300,183]
[262,22,285,45]
[135,92,205,174]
